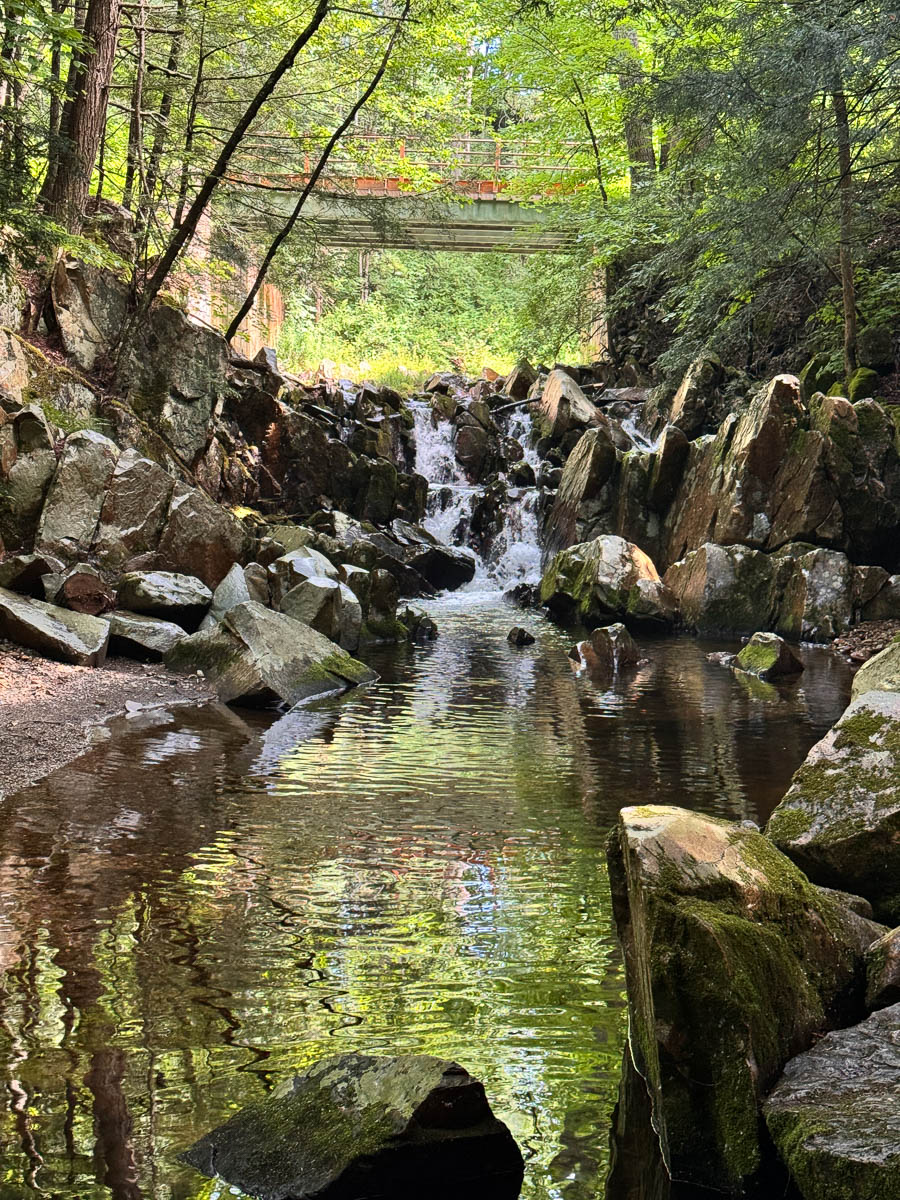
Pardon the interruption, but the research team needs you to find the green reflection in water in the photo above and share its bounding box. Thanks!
[0,604,852,1200]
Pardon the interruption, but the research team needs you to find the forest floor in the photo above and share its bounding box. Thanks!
[0,643,215,799]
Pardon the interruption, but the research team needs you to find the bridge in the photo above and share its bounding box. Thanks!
[239,135,575,253]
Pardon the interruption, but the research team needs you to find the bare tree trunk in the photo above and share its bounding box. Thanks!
[137,0,330,319]
[39,0,122,232]
[45,0,71,197]
[832,81,857,376]
[615,27,656,191]
[226,0,409,343]
[141,0,185,217]
[121,0,147,211]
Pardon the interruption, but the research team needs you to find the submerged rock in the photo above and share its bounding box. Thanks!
[540,534,676,628]
[577,622,639,677]
[734,632,803,680]
[0,586,110,666]
[763,1004,900,1200]
[165,601,375,708]
[182,1052,524,1200]
[607,804,873,1195]
[507,626,535,646]
[767,690,900,922]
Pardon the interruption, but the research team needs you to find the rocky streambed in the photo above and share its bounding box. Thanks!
[1,253,900,1197]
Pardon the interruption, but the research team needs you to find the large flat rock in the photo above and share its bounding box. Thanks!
[763,1004,900,1200]
[0,586,109,666]
[182,1053,524,1200]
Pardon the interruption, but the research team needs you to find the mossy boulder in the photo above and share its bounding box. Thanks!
[182,1052,524,1200]
[846,366,881,403]
[607,805,874,1195]
[851,636,900,699]
[735,632,803,680]
[165,600,375,707]
[763,1004,900,1200]
[540,534,676,628]
[766,690,900,922]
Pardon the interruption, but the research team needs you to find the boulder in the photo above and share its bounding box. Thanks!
[106,610,187,661]
[337,582,363,652]
[540,535,676,628]
[865,927,900,1010]
[851,636,900,699]
[537,368,599,439]
[763,1005,900,1200]
[543,426,618,555]
[863,574,900,620]
[646,424,690,511]
[0,551,64,596]
[767,690,900,922]
[0,586,109,666]
[268,547,339,607]
[165,601,375,707]
[280,576,343,642]
[667,353,724,438]
[50,259,128,371]
[0,417,57,550]
[580,622,639,674]
[775,547,854,642]
[607,805,874,1194]
[199,562,252,630]
[663,543,786,635]
[734,632,803,680]
[117,570,212,630]
[243,562,270,606]
[35,429,119,555]
[181,1053,524,1200]
[507,626,535,646]
[156,482,251,589]
[94,449,174,567]
[503,360,536,401]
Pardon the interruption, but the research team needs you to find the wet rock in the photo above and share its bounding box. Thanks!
[156,482,251,589]
[507,460,535,488]
[582,622,639,674]
[337,582,363,652]
[763,1005,900,1200]
[0,586,110,666]
[507,626,535,646]
[503,582,539,609]
[94,448,174,567]
[663,543,785,635]
[607,804,872,1195]
[851,636,900,698]
[865,927,900,1009]
[454,414,500,481]
[386,524,476,592]
[646,424,690,511]
[200,562,252,630]
[182,1052,524,1200]
[106,610,187,661]
[537,369,599,440]
[767,690,900,922]
[363,567,405,642]
[117,570,212,630]
[165,601,376,707]
[540,535,676,629]
[401,607,438,642]
[735,632,803,680]
[36,429,119,556]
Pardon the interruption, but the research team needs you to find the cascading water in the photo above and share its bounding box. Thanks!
[410,400,543,593]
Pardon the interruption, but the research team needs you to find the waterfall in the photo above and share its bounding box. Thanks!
[410,400,543,593]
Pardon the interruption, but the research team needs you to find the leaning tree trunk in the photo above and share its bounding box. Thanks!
[40,0,122,233]
[832,80,858,377]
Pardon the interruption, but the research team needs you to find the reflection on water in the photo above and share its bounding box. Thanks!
[0,602,852,1200]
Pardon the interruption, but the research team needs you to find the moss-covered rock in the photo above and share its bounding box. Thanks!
[607,805,873,1194]
[165,600,375,707]
[540,534,676,628]
[846,366,881,403]
[182,1052,524,1200]
[851,636,900,699]
[766,690,900,922]
[864,926,900,1010]
[663,543,788,635]
[735,632,803,680]
[763,1004,900,1200]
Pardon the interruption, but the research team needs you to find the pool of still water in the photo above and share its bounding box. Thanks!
[0,599,853,1200]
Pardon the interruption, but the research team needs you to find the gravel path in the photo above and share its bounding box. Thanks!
[0,641,216,798]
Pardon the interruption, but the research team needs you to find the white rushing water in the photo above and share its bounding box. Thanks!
[410,400,542,593]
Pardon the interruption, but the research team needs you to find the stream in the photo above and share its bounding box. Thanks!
[0,409,856,1199]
